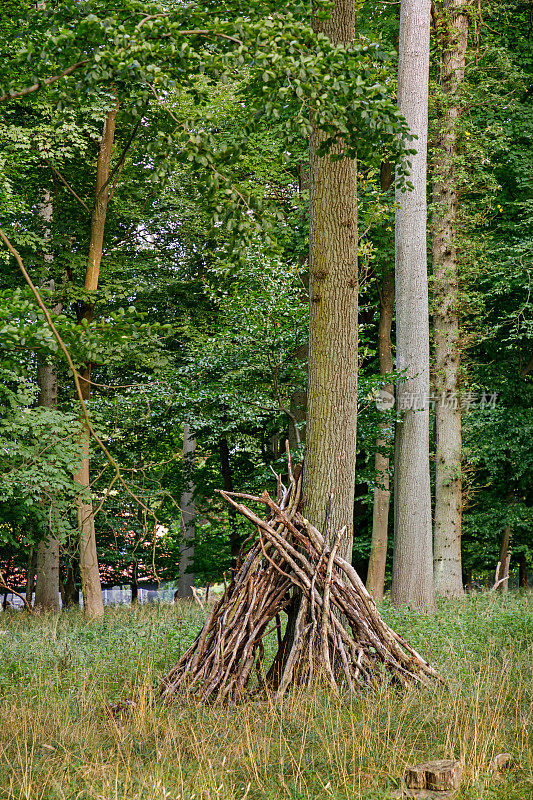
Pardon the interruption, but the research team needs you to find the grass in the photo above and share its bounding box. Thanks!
[0,592,530,800]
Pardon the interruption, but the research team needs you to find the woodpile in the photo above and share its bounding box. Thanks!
[160,461,442,703]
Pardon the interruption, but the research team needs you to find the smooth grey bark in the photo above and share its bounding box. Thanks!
[305,0,358,562]
[177,424,196,598]
[432,0,469,598]
[391,0,436,611]
[366,267,394,602]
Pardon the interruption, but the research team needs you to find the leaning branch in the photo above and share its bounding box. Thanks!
[0,229,159,522]
[0,60,89,103]
[134,14,243,44]
[45,159,90,213]
[0,571,33,613]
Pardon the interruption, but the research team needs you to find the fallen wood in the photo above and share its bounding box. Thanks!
[405,760,461,792]
[160,462,443,702]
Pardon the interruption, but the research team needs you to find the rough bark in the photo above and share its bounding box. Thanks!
[366,267,394,602]
[305,0,358,563]
[34,190,61,611]
[177,424,196,598]
[432,0,469,598]
[75,102,118,619]
[391,0,436,611]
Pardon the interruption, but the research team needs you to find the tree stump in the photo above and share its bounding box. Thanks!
[404,760,461,796]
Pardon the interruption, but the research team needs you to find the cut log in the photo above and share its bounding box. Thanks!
[160,460,442,702]
[405,760,461,792]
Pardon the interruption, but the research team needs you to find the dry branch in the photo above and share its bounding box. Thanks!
[160,465,442,702]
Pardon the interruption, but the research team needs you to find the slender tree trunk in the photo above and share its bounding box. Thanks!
[177,424,196,598]
[391,0,436,611]
[131,562,139,603]
[432,0,469,598]
[35,348,61,611]
[61,562,78,607]
[496,524,511,593]
[25,547,37,607]
[75,102,118,619]
[305,0,358,562]
[518,553,528,588]
[34,190,61,611]
[219,437,241,564]
[366,267,394,601]
[288,345,308,451]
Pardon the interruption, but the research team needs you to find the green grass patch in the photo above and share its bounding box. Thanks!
[0,592,530,799]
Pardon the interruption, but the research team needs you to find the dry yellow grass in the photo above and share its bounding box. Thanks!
[0,592,530,799]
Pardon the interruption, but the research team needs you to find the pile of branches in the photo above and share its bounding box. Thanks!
[160,462,442,703]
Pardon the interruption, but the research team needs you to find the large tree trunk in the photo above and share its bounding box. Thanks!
[391,0,436,611]
[177,424,196,598]
[366,267,394,601]
[267,0,358,687]
[34,190,61,611]
[518,552,528,589]
[432,0,469,599]
[304,0,358,562]
[75,102,118,619]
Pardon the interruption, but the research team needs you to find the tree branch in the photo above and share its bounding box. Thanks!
[0,60,89,103]
[44,159,90,213]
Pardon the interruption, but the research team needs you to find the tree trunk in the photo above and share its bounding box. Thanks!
[35,349,61,611]
[366,267,394,602]
[267,0,358,687]
[25,547,37,607]
[177,424,196,598]
[496,524,511,593]
[305,0,358,562]
[391,0,436,611]
[288,345,308,450]
[61,562,78,608]
[75,102,118,619]
[34,189,62,611]
[131,562,139,603]
[432,0,469,599]
[518,553,528,588]
[219,436,240,564]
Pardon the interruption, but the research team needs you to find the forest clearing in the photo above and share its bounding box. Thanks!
[0,0,532,798]
[0,594,531,800]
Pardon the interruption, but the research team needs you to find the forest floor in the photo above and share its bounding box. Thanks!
[0,592,530,800]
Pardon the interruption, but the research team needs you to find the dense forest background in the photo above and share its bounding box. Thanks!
[0,0,531,607]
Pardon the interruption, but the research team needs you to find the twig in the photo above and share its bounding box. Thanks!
[44,160,90,213]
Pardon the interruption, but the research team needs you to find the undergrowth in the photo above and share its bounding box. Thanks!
[0,592,530,799]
